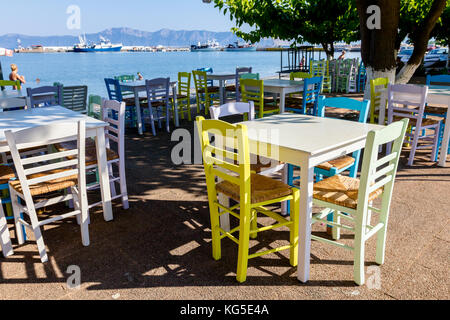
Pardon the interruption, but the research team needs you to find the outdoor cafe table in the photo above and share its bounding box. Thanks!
[119,80,179,135]
[260,79,304,113]
[378,85,450,167]
[207,73,236,105]
[0,89,29,109]
[0,106,114,221]
[237,113,383,282]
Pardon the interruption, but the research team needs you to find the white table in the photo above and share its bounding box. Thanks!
[207,73,236,105]
[0,90,29,109]
[0,106,114,221]
[119,81,179,135]
[379,85,450,167]
[239,113,384,282]
[261,79,304,113]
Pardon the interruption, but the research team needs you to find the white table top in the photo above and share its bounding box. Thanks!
[119,80,177,88]
[240,113,384,156]
[263,79,304,88]
[207,74,235,80]
[0,106,106,142]
[0,89,26,99]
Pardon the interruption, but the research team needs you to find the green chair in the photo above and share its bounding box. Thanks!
[311,118,409,285]
[88,94,102,119]
[172,72,192,122]
[240,73,260,80]
[370,77,389,124]
[240,78,278,119]
[0,80,21,90]
[192,70,220,115]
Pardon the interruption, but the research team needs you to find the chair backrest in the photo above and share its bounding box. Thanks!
[196,116,251,194]
[104,78,123,102]
[197,68,213,86]
[426,74,450,86]
[240,73,260,80]
[145,78,170,108]
[0,97,27,112]
[290,72,312,80]
[62,85,88,113]
[240,78,264,111]
[178,72,191,96]
[0,80,21,90]
[310,60,329,76]
[317,96,370,123]
[5,121,87,205]
[370,77,389,123]
[209,101,255,121]
[234,67,252,101]
[387,84,428,127]
[356,118,409,215]
[302,76,323,115]
[192,70,209,93]
[27,85,63,108]
[101,99,126,160]
[88,94,102,119]
[114,75,135,82]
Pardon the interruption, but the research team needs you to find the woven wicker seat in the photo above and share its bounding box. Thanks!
[55,140,119,166]
[9,169,78,197]
[313,175,383,209]
[424,105,447,116]
[198,86,220,94]
[316,156,355,171]
[393,115,440,127]
[216,173,293,204]
[225,85,237,92]
[122,96,147,106]
[0,165,15,184]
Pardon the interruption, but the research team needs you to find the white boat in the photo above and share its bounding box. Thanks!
[73,35,122,52]
[190,40,222,52]
[224,42,257,51]
[424,47,449,72]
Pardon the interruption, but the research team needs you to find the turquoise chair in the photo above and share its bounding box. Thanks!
[286,96,371,214]
[424,74,450,161]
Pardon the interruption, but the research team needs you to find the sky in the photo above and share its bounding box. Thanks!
[1,0,240,36]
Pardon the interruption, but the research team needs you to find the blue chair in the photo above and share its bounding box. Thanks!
[285,76,323,116]
[286,96,371,214]
[104,78,137,128]
[27,85,63,108]
[424,74,450,161]
[357,62,367,93]
[197,67,214,87]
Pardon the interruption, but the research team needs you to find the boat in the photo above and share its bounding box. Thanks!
[190,40,222,52]
[73,35,122,53]
[397,47,414,63]
[424,47,449,72]
[224,41,257,51]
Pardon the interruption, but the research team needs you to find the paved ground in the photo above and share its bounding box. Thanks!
[0,96,449,300]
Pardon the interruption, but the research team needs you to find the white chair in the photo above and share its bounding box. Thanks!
[6,121,89,263]
[0,193,13,258]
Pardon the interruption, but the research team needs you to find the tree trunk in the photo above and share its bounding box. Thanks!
[356,0,400,99]
[395,0,447,83]
[321,42,334,60]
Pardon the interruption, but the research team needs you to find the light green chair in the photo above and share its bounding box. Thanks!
[311,118,409,285]
[88,94,102,119]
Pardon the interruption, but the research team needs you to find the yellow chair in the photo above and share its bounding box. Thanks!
[290,72,312,81]
[172,72,192,122]
[0,80,21,90]
[192,70,220,115]
[196,116,299,283]
[240,78,279,119]
[370,77,389,124]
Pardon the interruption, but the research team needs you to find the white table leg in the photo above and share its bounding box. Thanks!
[281,165,289,214]
[95,127,113,221]
[0,208,13,257]
[279,89,286,113]
[135,88,143,135]
[438,97,450,167]
[297,156,313,283]
[172,84,179,127]
[219,80,224,105]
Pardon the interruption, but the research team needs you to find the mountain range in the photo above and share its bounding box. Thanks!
[0,27,281,48]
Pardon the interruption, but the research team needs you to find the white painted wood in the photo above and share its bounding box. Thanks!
[0,198,13,257]
[207,74,235,105]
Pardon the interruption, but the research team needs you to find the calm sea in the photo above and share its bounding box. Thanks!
[3,51,361,97]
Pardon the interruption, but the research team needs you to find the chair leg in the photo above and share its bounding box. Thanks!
[290,189,300,267]
[27,205,48,263]
[430,125,440,162]
[209,199,222,261]
[332,211,341,240]
[148,106,157,136]
[118,160,129,209]
[0,200,13,257]
[9,189,24,245]
[250,210,257,239]
[407,131,420,166]
[353,222,366,285]
[236,206,251,283]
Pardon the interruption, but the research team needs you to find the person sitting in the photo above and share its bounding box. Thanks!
[338,50,346,60]
[137,72,144,80]
[9,64,26,89]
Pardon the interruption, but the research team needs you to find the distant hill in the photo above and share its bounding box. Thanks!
[0,27,280,48]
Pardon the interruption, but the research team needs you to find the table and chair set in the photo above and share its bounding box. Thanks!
[0,70,449,286]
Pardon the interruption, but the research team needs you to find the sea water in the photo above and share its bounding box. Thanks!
[2,51,361,97]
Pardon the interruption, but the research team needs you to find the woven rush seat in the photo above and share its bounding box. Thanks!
[55,140,119,166]
[424,105,448,116]
[313,175,383,209]
[0,165,15,184]
[393,115,440,127]
[225,85,236,92]
[216,173,293,204]
[122,96,147,106]
[316,156,355,171]
[198,86,220,94]
[9,169,78,197]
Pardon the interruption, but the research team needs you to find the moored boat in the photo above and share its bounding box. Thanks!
[190,40,222,52]
[224,42,256,51]
[73,35,122,53]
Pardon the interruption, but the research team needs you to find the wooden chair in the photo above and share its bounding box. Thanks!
[172,72,192,122]
[192,70,220,115]
[370,77,389,124]
[357,62,367,93]
[196,67,214,87]
[6,121,89,263]
[387,84,441,166]
[240,78,279,119]
[145,78,171,136]
[104,78,140,128]
[225,67,252,102]
[285,76,323,115]
[27,85,63,108]
[311,118,409,285]
[87,94,102,119]
[0,80,21,90]
[0,165,14,257]
[196,116,300,283]
[61,85,88,113]
[310,60,331,93]
[424,74,450,161]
